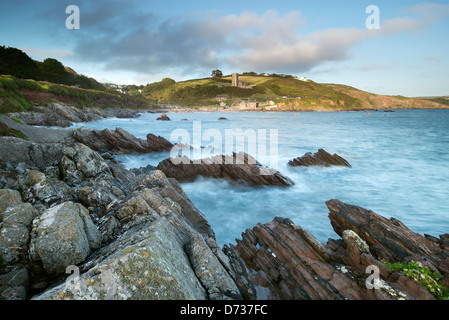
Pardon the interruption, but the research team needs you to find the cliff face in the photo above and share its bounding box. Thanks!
[0,114,448,300]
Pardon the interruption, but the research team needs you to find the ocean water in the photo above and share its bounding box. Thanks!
[71,109,449,247]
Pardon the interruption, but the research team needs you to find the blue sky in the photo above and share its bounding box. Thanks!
[0,0,448,96]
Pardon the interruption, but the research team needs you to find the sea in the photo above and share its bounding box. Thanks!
[70,109,449,247]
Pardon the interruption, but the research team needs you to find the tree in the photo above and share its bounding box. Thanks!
[0,46,41,80]
[211,69,223,78]
[39,58,73,84]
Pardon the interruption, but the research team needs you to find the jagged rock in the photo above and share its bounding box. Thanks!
[326,199,449,276]
[31,169,238,300]
[224,217,374,300]
[17,170,74,213]
[76,178,125,218]
[97,214,121,245]
[74,127,173,154]
[288,149,351,167]
[0,137,66,171]
[187,233,242,300]
[28,202,101,276]
[157,152,294,187]
[224,201,446,301]
[0,195,38,266]
[32,217,208,300]
[156,112,170,121]
[0,190,38,300]
[65,143,110,179]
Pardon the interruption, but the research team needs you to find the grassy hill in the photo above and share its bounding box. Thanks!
[418,96,449,107]
[139,74,447,111]
[1,72,446,114]
[140,74,364,109]
[0,74,157,114]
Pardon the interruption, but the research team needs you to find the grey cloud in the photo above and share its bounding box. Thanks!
[66,2,449,76]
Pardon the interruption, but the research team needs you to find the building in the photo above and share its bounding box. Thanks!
[232,73,239,87]
[215,94,231,101]
[231,72,256,89]
[239,99,259,108]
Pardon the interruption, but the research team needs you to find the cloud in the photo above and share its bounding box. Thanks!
[63,2,449,77]
[19,47,74,60]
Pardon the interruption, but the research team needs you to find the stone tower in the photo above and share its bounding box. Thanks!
[232,73,239,87]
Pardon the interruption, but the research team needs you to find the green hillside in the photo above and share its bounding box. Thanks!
[419,96,449,107]
[139,74,365,109]
[136,73,447,111]
[0,75,156,114]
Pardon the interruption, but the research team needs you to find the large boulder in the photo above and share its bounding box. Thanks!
[61,143,110,180]
[32,217,208,300]
[157,152,294,187]
[59,143,129,218]
[326,199,449,276]
[32,169,239,300]
[73,127,173,154]
[29,202,101,276]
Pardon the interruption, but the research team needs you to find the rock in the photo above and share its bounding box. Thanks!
[0,285,27,300]
[288,149,351,167]
[224,199,448,300]
[0,192,38,300]
[326,199,449,276]
[60,143,111,184]
[156,112,170,121]
[224,217,374,300]
[29,202,101,276]
[74,127,173,154]
[70,143,110,178]
[76,178,125,218]
[0,137,67,171]
[157,152,294,187]
[17,170,74,212]
[31,167,239,300]
[0,189,23,213]
[187,233,242,300]
[0,203,38,267]
[33,218,208,300]
[0,115,75,170]
[145,133,174,152]
[97,214,121,245]
[0,268,29,299]
[9,103,142,127]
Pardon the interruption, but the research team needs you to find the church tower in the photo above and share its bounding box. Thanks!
[232,73,239,87]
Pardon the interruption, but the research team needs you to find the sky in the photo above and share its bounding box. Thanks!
[0,0,448,96]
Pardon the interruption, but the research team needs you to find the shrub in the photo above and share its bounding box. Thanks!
[382,260,449,300]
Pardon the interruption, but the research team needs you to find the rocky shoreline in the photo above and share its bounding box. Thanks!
[8,102,153,128]
[0,107,448,300]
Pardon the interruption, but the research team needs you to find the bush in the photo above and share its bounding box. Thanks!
[382,260,449,300]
